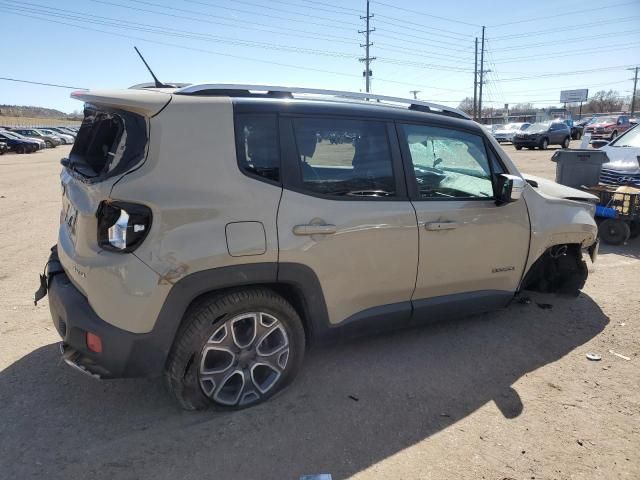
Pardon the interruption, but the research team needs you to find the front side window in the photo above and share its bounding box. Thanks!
[400,124,495,199]
[235,114,280,183]
[291,117,395,198]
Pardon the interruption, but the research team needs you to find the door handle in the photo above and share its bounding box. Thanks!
[424,221,458,231]
[293,224,337,236]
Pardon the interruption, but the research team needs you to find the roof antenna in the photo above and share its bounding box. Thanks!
[134,46,170,88]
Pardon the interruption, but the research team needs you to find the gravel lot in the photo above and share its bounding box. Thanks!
[0,144,638,480]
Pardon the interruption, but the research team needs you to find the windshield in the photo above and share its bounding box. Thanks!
[1,130,21,139]
[610,125,640,148]
[526,122,550,133]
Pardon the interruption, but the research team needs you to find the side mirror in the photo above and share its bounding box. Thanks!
[495,174,525,204]
[591,139,609,149]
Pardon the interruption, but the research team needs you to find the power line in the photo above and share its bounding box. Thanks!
[493,42,640,64]
[0,76,86,89]
[184,0,360,28]
[490,0,638,27]
[371,0,480,28]
[87,0,358,43]
[0,3,359,59]
[489,29,640,51]
[490,15,640,39]
[497,65,637,82]
[2,3,480,73]
[0,7,469,95]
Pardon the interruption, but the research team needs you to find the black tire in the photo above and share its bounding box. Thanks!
[16,145,26,154]
[610,131,618,140]
[540,138,549,150]
[575,131,582,140]
[629,221,640,239]
[164,288,306,411]
[598,219,630,245]
[562,136,570,149]
[515,145,523,150]
[45,140,53,148]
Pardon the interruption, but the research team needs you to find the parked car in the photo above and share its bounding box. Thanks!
[583,115,633,141]
[0,141,8,155]
[10,128,61,148]
[5,130,46,150]
[44,127,77,140]
[493,122,530,143]
[0,130,39,153]
[593,124,640,186]
[38,128,75,145]
[562,119,583,140]
[512,121,571,150]
[36,84,598,410]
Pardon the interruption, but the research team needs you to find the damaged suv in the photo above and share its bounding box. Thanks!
[37,84,599,410]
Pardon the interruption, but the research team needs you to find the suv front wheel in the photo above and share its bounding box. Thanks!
[165,288,306,410]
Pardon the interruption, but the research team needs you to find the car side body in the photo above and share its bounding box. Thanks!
[40,85,598,408]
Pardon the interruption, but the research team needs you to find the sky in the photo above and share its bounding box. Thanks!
[0,0,639,113]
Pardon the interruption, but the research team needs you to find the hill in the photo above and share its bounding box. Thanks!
[0,104,82,121]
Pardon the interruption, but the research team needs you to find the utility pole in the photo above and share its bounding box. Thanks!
[410,90,420,100]
[473,37,478,121]
[628,66,639,116]
[478,26,486,123]
[359,0,375,93]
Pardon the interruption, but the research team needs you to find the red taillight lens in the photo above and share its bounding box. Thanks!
[86,332,103,353]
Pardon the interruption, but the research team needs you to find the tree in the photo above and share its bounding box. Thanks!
[583,90,624,113]
[458,97,474,115]
[512,103,534,112]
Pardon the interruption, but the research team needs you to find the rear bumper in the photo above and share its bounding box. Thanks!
[46,250,169,378]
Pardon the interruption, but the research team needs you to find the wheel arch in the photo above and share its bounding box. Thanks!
[152,262,329,375]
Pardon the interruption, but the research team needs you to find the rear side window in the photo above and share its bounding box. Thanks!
[69,105,146,181]
[400,124,494,199]
[291,117,395,198]
[235,114,280,183]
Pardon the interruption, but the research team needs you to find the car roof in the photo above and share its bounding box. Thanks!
[232,97,481,133]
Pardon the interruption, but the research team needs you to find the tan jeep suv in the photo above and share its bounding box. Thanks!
[36,84,599,410]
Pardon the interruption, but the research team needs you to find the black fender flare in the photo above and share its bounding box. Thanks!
[140,262,330,376]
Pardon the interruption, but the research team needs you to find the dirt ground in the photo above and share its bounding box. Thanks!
[0,144,638,480]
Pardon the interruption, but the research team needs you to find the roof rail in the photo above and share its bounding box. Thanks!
[174,84,471,120]
[129,82,191,89]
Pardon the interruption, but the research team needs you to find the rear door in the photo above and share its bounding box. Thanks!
[277,114,419,328]
[396,122,530,320]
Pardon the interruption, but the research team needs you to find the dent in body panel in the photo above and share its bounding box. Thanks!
[57,228,170,333]
[110,96,281,287]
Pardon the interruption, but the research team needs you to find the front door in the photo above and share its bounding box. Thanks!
[396,122,530,319]
[277,115,418,328]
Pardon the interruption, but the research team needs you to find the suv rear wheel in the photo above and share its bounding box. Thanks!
[165,288,305,410]
[562,137,570,149]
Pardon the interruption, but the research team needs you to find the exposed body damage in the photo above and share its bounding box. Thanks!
[39,85,601,409]
[518,175,598,295]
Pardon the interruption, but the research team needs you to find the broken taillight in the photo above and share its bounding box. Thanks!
[96,201,152,253]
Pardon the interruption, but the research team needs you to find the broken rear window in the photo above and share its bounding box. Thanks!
[68,105,147,181]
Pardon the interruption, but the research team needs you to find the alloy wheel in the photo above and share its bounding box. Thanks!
[198,312,290,407]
